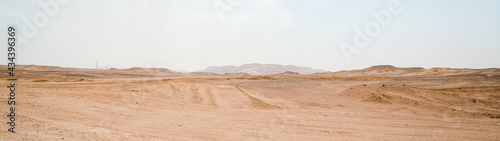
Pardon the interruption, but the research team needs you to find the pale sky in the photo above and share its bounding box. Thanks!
[1,0,499,72]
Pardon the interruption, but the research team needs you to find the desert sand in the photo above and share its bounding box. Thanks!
[1,65,499,140]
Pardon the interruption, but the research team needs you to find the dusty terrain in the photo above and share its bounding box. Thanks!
[1,65,499,140]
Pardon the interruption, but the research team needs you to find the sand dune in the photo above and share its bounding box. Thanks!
[0,65,499,140]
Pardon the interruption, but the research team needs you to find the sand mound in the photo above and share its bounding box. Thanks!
[349,76,393,81]
[337,84,500,119]
[295,76,344,80]
[248,75,275,80]
[362,94,392,104]
[338,85,385,100]
[361,65,401,73]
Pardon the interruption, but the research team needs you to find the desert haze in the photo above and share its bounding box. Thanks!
[1,65,499,140]
[199,63,325,75]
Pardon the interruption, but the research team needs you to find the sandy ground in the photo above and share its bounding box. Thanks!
[1,65,499,140]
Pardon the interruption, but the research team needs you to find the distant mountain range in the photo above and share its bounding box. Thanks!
[1,64,498,78]
[199,63,325,75]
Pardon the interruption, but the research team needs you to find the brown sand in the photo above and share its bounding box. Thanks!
[1,65,499,140]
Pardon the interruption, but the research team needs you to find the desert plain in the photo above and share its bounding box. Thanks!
[1,65,499,140]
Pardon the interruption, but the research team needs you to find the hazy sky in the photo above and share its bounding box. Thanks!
[1,0,499,72]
